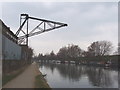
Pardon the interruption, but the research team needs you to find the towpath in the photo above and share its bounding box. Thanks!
[3,62,40,88]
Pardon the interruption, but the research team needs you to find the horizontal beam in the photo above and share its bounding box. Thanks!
[18,24,66,39]
[29,16,68,26]
[29,24,66,37]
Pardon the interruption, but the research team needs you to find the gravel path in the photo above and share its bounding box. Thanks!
[3,62,39,88]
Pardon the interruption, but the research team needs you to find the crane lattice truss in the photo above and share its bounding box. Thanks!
[16,14,67,45]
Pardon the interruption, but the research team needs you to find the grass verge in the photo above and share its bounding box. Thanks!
[35,74,51,89]
[2,65,28,86]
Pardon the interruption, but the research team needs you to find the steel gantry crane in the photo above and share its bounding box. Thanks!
[16,14,68,45]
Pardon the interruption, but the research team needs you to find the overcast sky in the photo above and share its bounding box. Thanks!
[1,2,118,55]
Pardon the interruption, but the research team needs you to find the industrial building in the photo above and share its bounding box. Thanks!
[1,19,30,61]
[1,20,21,60]
[0,19,31,74]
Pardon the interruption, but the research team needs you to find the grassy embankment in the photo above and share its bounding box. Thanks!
[34,63,51,89]
[35,74,51,88]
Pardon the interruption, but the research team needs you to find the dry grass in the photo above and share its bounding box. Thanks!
[34,62,51,89]
[35,74,51,88]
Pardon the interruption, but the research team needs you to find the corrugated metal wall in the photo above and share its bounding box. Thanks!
[2,35,21,60]
[0,20,2,88]
[0,20,2,60]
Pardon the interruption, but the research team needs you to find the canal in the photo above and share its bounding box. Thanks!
[39,62,118,88]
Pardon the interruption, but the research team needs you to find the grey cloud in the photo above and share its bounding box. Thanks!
[1,2,118,54]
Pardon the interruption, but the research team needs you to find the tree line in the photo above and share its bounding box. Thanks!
[34,40,120,61]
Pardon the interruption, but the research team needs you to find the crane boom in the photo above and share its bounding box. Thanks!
[16,14,68,45]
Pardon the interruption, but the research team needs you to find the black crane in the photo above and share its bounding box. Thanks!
[16,14,68,45]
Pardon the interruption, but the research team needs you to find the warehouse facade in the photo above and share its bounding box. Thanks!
[0,20,32,74]
[1,20,21,60]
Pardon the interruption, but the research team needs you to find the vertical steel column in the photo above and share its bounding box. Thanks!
[44,22,46,31]
[20,15,21,27]
[26,18,28,46]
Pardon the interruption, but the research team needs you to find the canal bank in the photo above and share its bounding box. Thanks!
[35,62,51,88]
[3,62,50,88]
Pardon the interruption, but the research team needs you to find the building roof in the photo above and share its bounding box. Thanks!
[0,19,18,43]
[0,19,18,39]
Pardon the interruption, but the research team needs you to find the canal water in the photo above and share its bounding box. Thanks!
[39,62,118,88]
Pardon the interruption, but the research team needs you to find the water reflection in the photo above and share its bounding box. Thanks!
[86,67,113,87]
[39,62,118,88]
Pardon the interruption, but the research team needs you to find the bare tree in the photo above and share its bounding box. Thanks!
[118,42,120,55]
[113,43,120,55]
[50,50,56,60]
[38,53,44,60]
[50,51,55,56]
[27,47,34,63]
[67,44,84,58]
[57,46,68,60]
[87,41,113,56]
[57,44,84,60]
